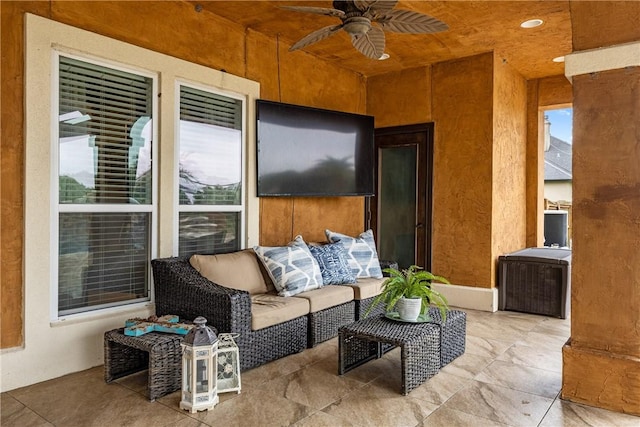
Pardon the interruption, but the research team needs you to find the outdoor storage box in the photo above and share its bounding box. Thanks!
[498,247,571,319]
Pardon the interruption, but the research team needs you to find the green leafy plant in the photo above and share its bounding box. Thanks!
[365,265,450,320]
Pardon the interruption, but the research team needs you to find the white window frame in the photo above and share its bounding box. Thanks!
[50,50,159,320]
[25,13,259,328]
[173,80,247,256]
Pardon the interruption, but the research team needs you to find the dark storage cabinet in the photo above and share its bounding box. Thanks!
[498,247,571,319]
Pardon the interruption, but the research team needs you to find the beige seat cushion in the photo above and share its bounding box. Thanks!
[190,250,269,295]
[295,285,354,313]
[346,277,385,300]
[251,293,310,331]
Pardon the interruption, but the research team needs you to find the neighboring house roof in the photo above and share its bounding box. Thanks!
[544,136,572,181]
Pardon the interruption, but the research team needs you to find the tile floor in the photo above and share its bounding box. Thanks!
[2,309,639,427]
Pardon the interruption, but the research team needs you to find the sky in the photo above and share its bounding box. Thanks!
[545,108,573,144]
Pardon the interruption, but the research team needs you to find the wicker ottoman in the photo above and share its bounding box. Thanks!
[104,328,183,401]
[427,307,466,367]
[338,317,440,395]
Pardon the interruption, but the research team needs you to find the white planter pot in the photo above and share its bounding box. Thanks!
[396,297,422,321]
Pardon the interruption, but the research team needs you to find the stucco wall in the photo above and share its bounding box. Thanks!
[366,66,432,128]
[431,53,495,288]
[0,1,366,391]
[561,1,640,414]
[245,29,367,245]
[0,1,366,355]
[491,58,528,283]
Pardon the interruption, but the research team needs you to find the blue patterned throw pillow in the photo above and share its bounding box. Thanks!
[254,235,323,297]
[308,243,356,285]
[325,229,383,279]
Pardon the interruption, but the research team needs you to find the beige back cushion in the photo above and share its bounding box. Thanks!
[190,250,269,295]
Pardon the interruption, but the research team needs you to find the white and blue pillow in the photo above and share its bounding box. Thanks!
[254,235,323,297]
[325,229,383,279]
[308,242,356,285]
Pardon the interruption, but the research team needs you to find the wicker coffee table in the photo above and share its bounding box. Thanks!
[338,316,440,395]
[104,328,183,401]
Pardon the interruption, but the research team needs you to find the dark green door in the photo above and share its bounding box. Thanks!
[369,124,433,270]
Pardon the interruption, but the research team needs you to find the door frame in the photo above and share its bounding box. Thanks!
[367,123,434,270]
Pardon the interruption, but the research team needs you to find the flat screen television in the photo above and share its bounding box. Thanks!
[256,100,375,197]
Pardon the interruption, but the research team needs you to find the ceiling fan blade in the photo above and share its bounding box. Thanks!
[375,9,449,33]
[354,0,397,14]
[351,26,386,59]
[281,6,345,18]
[289,25,344,51]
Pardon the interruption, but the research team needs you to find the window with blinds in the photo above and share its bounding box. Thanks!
[178,85,244,256]
[57,55,154,315]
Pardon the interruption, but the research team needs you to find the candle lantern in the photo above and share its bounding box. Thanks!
[217,333,242,394]
[180,316,219,413]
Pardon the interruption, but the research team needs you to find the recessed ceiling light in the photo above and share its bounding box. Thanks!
[553,56,565,63]
[520,19,544,28]
[378,53,390,60]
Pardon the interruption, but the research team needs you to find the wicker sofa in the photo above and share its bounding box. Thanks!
[151,249,387,371]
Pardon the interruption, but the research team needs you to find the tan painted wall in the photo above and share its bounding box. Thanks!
[367,56,528,290]
[491,59,527,281]
[1,1,50,349]
[0,1,365,349]
[366,66,432,128]
[431,53,495,288]
[246,30,367,246]
[562,1,640,415]
[572,69,640,356]
[563,67,640,415]
[570,1,640,51]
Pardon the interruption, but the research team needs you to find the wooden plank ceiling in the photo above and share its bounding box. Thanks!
[193,0,572,79]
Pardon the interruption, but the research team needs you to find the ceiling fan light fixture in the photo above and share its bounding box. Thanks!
[520,19,543,28]
[378,53,390,60]
[553,56,565,63]
[284,1,449,59]
[342,17,372,35]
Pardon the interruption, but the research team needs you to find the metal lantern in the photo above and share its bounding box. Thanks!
[217,333,241,394]
[180,317,219,413]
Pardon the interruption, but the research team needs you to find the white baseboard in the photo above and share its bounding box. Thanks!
[432,283,498,312]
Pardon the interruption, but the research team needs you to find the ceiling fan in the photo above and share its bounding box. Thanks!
[282,0,449,59]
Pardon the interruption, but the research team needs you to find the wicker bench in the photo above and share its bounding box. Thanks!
[104,328,183,401]
[338,317,441,395]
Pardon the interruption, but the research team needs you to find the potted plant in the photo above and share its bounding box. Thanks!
[365,265,450,322]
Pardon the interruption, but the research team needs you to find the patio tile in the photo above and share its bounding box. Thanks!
[439,351,494,379]
[515,330,570,351]
[441,381,554,427]
[3,309,636,427]
[408,371,471,405]
[539,398,640,426]
[254,363,365,410]
[7,367,187,427]
[188,387,314,427]
[497,342,563,372]
[420,406,515,427]
[464,335,512,359]
[292,410,356,426]
[474,360,562,399]
[322,380,439,427]
[1,393,53,427]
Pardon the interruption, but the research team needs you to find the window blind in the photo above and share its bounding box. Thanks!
[57,56,154,315]
[59,56,153,204]
[177,85,244,257]
[180,86,241,130]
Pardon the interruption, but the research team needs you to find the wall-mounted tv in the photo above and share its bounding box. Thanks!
[256,100,375,197]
